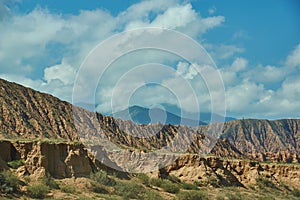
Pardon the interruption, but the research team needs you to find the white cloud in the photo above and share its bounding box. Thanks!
[208,6,216,15]
[285,43,300,67]
[2,0,300,119]
[219,57,248,86]
[151,4,197,29]
[44,60,77,85]
[0,8,64,73]
[226,80,270,114]
[124,2,224,38]
[243,64,289,84]
[277,77,300,103]
[118,0,178,24]
[176,61,198,80]
[206,44,244,61]
[230,57,248,72]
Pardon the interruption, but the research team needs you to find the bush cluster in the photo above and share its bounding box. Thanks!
[90,170,116,186]
[177,190,209,200]
[0,170,20,194]
[27,184,49,199]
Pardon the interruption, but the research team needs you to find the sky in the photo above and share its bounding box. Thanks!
[0,0,300,119]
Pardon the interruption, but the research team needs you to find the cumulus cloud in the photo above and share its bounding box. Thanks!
[124,2,224,37]
[226,80,267,112]
[220,57,248,85]
[285,43,300,67]
[243,64,289,84]
[1,0,299,119]
[44,60,77,85]
[230,57,248,72]
[206,44,244,61]
[176,61,198,80]
[219,42,300,118]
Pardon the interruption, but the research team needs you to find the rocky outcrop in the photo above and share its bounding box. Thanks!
[158,155,300,189]
[0,140,115,178]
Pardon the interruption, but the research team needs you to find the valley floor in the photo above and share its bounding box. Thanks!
[1,167,300,200]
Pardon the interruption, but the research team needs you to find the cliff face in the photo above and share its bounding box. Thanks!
[159,154,300,189]
[0,140,118,178]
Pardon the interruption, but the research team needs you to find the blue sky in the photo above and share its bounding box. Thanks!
[0,0,300,119]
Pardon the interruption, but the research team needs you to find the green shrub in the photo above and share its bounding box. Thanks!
[90,170,116,186]
[136,173,150,186]
[167,174,181,183]
[149,178,163,187]
[256,178,277,190]
[90,181,109,194]
[28,184,49,198]
[292,189,300,197]
[257,196,275,200]
[141,190,163,200]
[0,170,20,193]
[7,159,25,169]
[40,174,59,189]
[60,184,76,193]
[177,190,208,200]
[181,182,198,190]
[160,180,180,194]
[114,181,145,199]
[224,192,242,200]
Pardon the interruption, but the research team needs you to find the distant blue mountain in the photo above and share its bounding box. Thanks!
[159,103,236,124]
[112,105,207,126]
[74,102,236,126]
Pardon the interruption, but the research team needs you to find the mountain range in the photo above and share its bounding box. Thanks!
[75,103,236,126]
[1,77,300,199]
[0,78,299,164]
[112,105,207,126]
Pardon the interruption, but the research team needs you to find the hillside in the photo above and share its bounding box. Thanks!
[0,78,299,164]
[0,78,300,199]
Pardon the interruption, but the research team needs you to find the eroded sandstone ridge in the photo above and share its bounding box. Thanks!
[0,140,109,178]
[158,154,300,189]
[0,78,299,189]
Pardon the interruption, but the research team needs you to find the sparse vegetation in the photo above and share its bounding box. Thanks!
[114,181,146,199]
[40,174,59,189]
[135,173,150,186]
[90,170,116,186]
[256,177,278,190]
[7,159,25,169]
[60,184,76,193]
[181,182,198,190]
[160,180,180,194]
[149,177,163,187]
[0,166,299,200]
[141,190,164,200]
[291,188,300,197]
[27,183,49,199]
[90,181,109,194]
[177,190,209,200]
[166,174,181,183]
[0,170,20,194]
